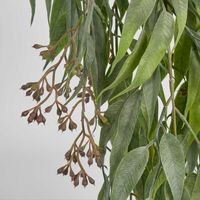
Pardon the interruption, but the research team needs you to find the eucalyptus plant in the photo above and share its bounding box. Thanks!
[21,0,200,199]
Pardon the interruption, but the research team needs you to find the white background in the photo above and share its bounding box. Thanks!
[0,1,104,199]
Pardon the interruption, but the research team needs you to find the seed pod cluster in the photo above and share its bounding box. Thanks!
[57,165,95,187]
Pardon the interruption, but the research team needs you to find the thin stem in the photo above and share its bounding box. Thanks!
[168,47,177,136]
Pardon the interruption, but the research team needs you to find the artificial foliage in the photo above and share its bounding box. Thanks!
[21,0,200,199]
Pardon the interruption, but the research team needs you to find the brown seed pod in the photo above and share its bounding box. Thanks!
[82,176,88,187]
[57,166,65,174]
[58,122,67,132]
[85,97,90,103]
[69,168,75,178]
[21,110,29,117]
[69,120,77,131]
[32,44,44,49]
[36,114,44,124]
[88,157,93,166]
[88,176,95,185]
[62,166,69,176]
[65,150,71,161]
[27,115,34,124]
[73,174,80,187]
[57,107,62,116]
[45,105,53,113]
[26,89,33,96]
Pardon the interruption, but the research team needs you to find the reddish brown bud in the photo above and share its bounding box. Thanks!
[58,122,66,132]
[86,149,92,158]
[36,114,43,124]
[57,107,62,116]
[21,110,29,117]
[70,168,75,178]
[61,105,68,113]
[27,116,34,124]
[85,97,90,103]
[82,176,88,187]
[45,105,53,113]
[39,87,44,96]
[73,174,79,187]
[57,166,65,174]
[88,176,95,185]
[62,166,69,176]
[85,93,90,97]
[33,44,44,49]
[69,120,77,131]
[30,111,37,119]
[79,150,85,157]
[73,155,77,163]
[65,150,71,161]
[88,157,93,166]
[95,157,102,167]
[26,89,33,96]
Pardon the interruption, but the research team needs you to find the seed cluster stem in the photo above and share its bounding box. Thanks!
[168,47,177,136]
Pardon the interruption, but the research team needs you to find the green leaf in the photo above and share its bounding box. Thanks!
[142,68,161,133]
[185,49,200,116]
[191,171,200,200]
[111,146,149,200]
[186,142,199,174]
[98,177,110,200]
[173,31,192,88]
[29,0,36,25]
[109,0,156,74]
[98,28,148,98]
[45,0,52,23]
[110,11,174,101]
[172,0,188,47]
[99,96,127,160]
[110,90,142,180]
[160,133,185,200]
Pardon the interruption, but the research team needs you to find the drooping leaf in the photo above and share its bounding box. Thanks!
[99,28,148,98]
[45,0,52,23]
[142,68,161,133]
[172,0,188,47]
[111,146,149,200]
[173,31,192,88]
[109,0,156,74]
[110,90,142,180]
[110,11,174,100]
[185,49,200,116]
[98,177,110,200]
[29,0,36,25]
[191,171,200,200]
[160,133,185,200]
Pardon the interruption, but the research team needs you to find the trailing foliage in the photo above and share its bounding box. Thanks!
[21,0,200,199]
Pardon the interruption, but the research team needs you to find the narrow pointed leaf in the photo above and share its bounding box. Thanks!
[45,0,52,22]
[110,11,174,101]
[109,0,156,74]
[191,171,200,200]
[172,0,188,47]
[29,0,36,25]
[111,146,149,200]
[160,133,185,200]
[185,49,200,116]
[110,90,142,180]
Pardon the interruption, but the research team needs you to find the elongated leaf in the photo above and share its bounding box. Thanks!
[185,49,200,116]
[172,0,188,47]
[174,31,192,88]
[29,0,36,25]
[142,68,161,133]
[110,90,142,180]
[110,11,174,101]
[45,0,52,22]
[111,146,149,200]
[191,171,200,200]
[160,133,185,200]
[109,0,156,74]
[98,28,148,98]
[98,177,110,200]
